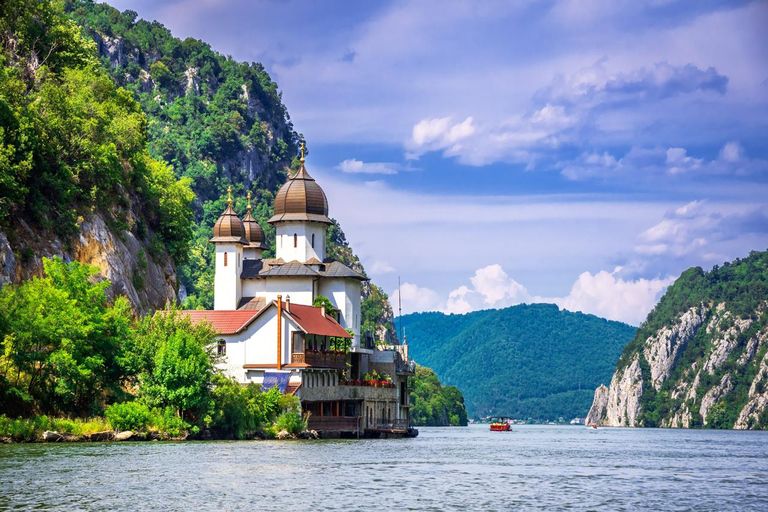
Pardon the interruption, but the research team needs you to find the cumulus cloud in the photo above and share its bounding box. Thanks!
[406,104,580,166]
[556,268,673,325]
[391,282,444,314]
[636,200,768,258]
[403,263,672,325]
[665,147,703,174]
[337,158,400,175]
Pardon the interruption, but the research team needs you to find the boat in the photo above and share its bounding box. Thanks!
[489,417,512,432]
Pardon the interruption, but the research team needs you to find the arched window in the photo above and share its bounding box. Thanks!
[311,233,315,248]
[223,252,228,267]
[217,340,226,356]
[294,233,298,248]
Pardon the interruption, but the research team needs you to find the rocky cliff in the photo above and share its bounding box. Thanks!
[587,250,768,429]
[0,213,177,313]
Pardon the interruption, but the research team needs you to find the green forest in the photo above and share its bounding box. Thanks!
[0,257,304,440]
[617,250,768,429]
[410,365,468,426]
[399,304,636,420]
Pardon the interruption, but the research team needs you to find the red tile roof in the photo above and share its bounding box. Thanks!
[181,310,261,335]
[179,301,352,338]
[283,302,352,338]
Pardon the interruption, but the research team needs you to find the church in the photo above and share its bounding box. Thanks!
[181,146,416,437]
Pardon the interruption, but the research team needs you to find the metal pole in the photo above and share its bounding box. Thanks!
[398,276,403,345]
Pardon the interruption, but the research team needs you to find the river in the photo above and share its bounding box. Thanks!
[1,424,767,511]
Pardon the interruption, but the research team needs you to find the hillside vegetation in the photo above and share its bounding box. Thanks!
[410,365,468,426]
[588,250,768,429]
[400,304,636,420]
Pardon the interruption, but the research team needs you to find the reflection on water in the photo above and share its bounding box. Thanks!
[2,425,767,511]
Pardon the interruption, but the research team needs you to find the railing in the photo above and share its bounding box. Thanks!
[395,354,416,374]
[307,416,359,432]
[291,352,346,369]
[375,419,408,431]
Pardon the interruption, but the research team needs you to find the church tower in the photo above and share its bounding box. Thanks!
[210,187,246,310]
[268,143,331,263]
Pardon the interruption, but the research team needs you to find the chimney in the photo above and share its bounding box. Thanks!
[285,295,291,313]
[321,305,326,318]
[276,294,282,371]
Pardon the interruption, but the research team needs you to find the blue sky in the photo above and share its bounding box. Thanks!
[108,0,768,324]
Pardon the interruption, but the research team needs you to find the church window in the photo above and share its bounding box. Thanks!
[217,340,226,356]
[224,252,228,266]
[294,233,297,248]
[311,233,315,248]
[237,253,240,267]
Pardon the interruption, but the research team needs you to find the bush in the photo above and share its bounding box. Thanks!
[105,402,153,432]
[152,406,188,437]
[275,411,307,435]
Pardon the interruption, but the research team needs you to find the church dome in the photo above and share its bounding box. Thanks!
[210,187,247,244]
[243,192,268,249]
[268,145,331,225]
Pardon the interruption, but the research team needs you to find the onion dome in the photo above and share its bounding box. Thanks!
[210,186,247,244]
[242,191,268,249]
[268,143,331,225]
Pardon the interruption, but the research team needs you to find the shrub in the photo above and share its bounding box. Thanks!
[275,411,307,435]
[152,406,188,437]
[105,402,153,432]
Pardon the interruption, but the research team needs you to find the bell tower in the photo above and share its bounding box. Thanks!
[210,187,246,310]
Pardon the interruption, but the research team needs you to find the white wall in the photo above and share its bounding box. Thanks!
[264,277,315,305]
[275,221,326,262]
[218,305,304,384]
[214,242,243,310]
[319,278,361,347]
[243,247,263,260]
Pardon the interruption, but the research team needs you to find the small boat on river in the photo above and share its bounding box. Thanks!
[490,417,512,432]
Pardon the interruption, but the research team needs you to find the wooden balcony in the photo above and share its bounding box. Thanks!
[307,416,359,432]
[291,351,347,370]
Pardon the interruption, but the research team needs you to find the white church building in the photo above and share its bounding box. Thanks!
[182,148,416,437]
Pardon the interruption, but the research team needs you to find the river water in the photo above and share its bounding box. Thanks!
[1,424,767,511]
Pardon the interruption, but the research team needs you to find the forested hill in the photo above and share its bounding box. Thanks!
[63,0,397,341]
[587,250,768,429]
[0,0,194,310]
[398,304,636,420]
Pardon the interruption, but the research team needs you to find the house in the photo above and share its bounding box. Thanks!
[181,146,416,437]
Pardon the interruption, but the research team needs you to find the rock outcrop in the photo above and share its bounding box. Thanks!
[589,288,768,429]
[585,384,608,426]
[0,211,177,313]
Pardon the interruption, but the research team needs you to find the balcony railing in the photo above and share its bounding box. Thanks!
[307,416,359,432]
[291,351,347,370]
[396,355,416,374]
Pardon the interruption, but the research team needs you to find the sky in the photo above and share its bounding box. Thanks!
[108,0,768,325]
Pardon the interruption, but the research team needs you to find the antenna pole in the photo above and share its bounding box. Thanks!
[398,276,403,345]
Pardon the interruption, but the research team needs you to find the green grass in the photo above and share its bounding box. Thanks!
[0,415,110,442]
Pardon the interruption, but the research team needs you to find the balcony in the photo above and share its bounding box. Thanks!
[395,355,416,375]
[307,416,359,432]
[291,351,347,370]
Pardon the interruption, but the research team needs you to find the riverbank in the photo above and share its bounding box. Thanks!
[0,415,318,444]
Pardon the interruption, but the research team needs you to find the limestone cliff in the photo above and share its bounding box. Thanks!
[0,213,177,313]
[587,251,768,429]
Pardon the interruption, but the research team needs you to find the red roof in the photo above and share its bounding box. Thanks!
[283,302,352,338]
[179,301,351,338]
[181,310,261,335]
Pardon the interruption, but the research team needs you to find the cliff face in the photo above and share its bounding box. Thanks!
[587,251,768,429]
[0,213,177,313]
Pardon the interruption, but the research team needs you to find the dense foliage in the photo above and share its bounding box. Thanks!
[0,0,194,261]
[0,257,303,439]
[64,0,299,306]
[399,304,636,420]
[616,250,768,429]
[410,365,468,426]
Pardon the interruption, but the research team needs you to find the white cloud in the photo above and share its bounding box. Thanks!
[370,260,395,275]
[337,158,400,175]
[556,268,674,325]
[391,282,443,314]
[406,116,476,159]
[719,141,744,163]
[402,262,673,325]
[666,147,703,174]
